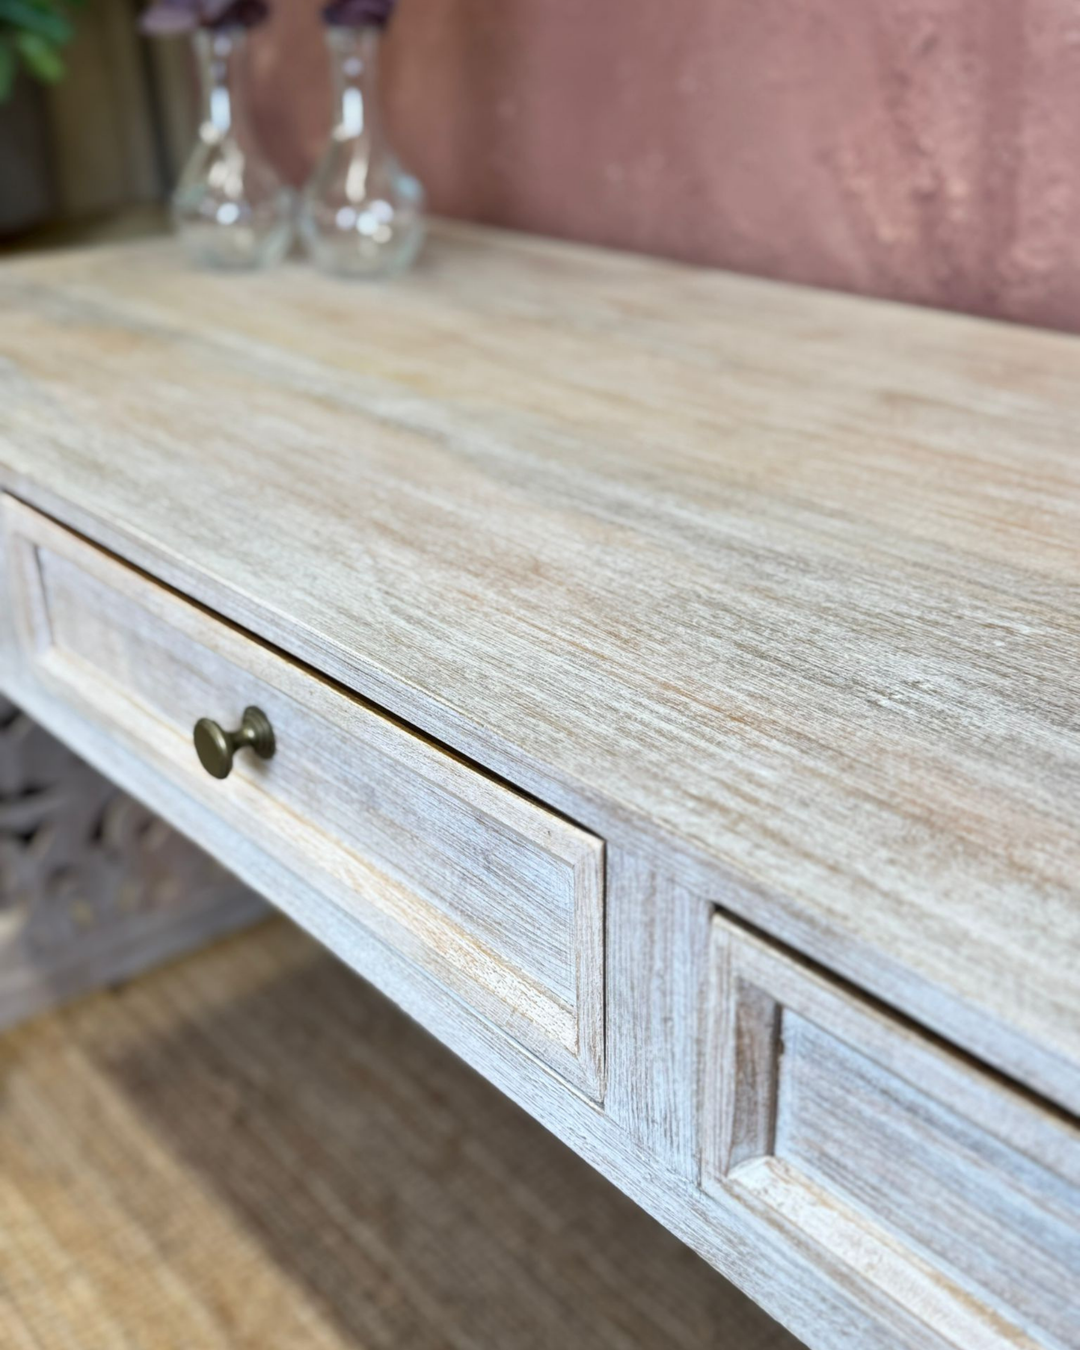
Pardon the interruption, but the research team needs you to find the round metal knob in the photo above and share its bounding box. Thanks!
[193,706,275,780]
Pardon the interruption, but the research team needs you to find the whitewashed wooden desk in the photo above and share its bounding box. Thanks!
[0,223,1077,1350]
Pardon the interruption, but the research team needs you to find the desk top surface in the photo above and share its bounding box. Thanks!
[1,223,1077,1109]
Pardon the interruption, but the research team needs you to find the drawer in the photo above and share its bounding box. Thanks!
[3,497,604,1097]
[702,917,1080,1350]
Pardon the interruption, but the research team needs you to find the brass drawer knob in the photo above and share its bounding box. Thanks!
[193,706,275,780]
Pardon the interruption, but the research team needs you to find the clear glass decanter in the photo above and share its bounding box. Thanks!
[172,28,294,270]
[299,25,425,279]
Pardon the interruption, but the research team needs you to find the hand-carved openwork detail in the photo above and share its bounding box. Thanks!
[0,696,260,991]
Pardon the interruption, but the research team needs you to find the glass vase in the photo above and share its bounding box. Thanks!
[299,25,425,279]
[172,28,294,270]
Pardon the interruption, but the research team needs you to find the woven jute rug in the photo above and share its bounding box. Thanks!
[0,918,799,1350]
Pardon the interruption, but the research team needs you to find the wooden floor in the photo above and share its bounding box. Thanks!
[0,918,799,1350]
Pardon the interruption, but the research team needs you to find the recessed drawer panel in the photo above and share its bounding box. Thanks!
[3,497,603,1096]
[702,917,1080,1350]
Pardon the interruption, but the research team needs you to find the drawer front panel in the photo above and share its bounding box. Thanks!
[4,498,603,1096]
[702,917,1080,1350]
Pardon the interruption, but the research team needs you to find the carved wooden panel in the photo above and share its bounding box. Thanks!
[0,695,264,1028]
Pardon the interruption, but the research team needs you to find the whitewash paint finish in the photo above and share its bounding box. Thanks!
[0,224,1078,1350]
[702,919,1080,1350]
[0,655,1003,1350]
[604,851,712,1178]
[0,225,1075,1110]
[3,498,604,1098]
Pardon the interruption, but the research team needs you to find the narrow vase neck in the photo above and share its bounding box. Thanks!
[193,29,250,139]
[326,26,383,138]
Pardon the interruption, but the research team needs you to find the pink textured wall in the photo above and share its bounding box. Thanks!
[251,0,1080,331]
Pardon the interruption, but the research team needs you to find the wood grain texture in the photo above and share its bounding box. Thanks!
[778,1016,1079,1350]
[1,668,960,1350]
[0,502,979,1350]
[603,854,711,1178]
[4,497,604,1098]
[702,919,1080,1350]
[2,506,1025,1350]
[0,224,1074,1109]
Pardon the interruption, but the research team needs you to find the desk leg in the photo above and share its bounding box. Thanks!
[0,697,266,1030]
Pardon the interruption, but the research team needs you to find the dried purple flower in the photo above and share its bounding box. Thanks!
[207,0,269,28]
[139,0,269,35]
[322,0,396,29]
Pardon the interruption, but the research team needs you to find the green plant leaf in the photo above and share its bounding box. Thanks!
[0,0,71,46]
[15,28,64,82]
[0,37,16,102]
